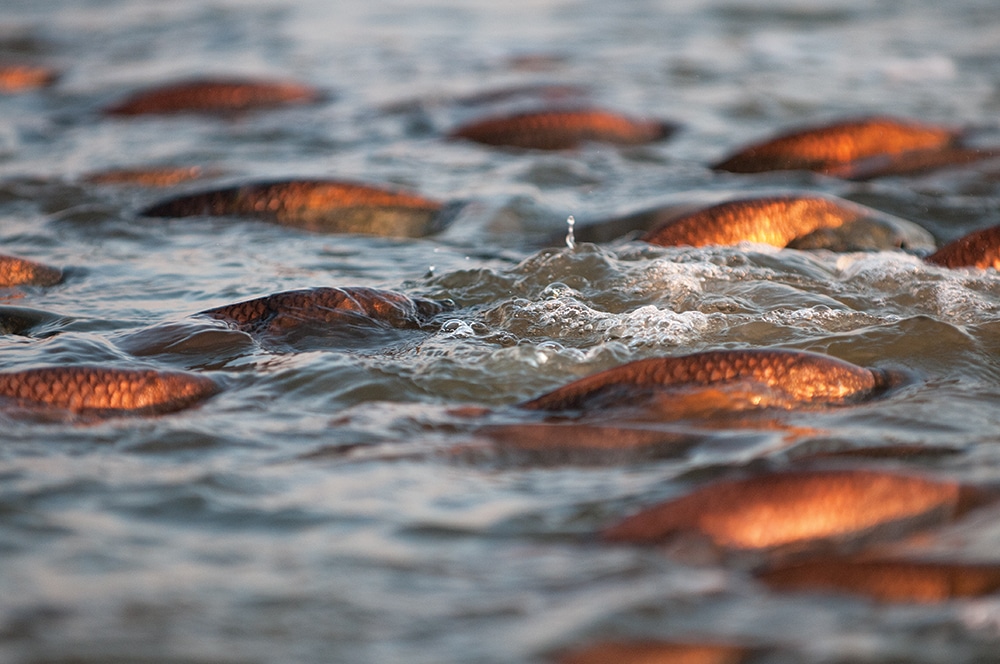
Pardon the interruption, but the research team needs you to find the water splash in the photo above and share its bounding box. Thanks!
[565,214,576,250]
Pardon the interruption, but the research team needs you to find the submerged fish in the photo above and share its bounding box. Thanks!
[555,640,752,664]
[465,423,703,464]
[0,64,58,92]
[639,194,935,252]
[713,116,959,175]
[519,349,891,414]
[84,165,219,187]
[104,77,324,115]
[602,469,989,551]
[198,286,451,337]
[0,254,62,288]
[141,179,448,237]
[758,555,1000,603]
[0,366,218,415]
[449,107,676,150]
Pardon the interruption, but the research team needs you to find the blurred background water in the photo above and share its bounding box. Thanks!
[3,1,1000,662]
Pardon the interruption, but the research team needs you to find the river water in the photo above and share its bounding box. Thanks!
[3,1,1000,662]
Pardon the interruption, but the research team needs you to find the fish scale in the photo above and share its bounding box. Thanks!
[0,367,218,414]
[714,116,959,174]
[519,349,886,411]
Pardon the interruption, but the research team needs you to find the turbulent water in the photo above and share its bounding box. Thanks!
[3,1,1000,663]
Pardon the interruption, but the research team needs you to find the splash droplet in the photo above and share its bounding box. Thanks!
[565,214,576,250]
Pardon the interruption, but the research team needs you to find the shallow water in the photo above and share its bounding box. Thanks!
[4,0,1000,662]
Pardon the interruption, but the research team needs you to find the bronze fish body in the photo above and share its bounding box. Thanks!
[925,224,1000,270]
[0,366,218,415]
[104,77,324,115]
[640,194,935,252]
[449,107,676,150]
[141,179,448,237]
[713,116,959,174]
[519,349,891,414]
[0,64,59,92]
[198,286,452,337]
[758,555,1000,603]
[602,469,989,551]
[0,254,62,288]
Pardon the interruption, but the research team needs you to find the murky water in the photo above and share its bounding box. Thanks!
[3,1,1000,662]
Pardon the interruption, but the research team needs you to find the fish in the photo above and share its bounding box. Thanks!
[758,555,1000,603]
[0,64,59,92]
[827,145,1000,180]
[103,76,324,115]
[519,349,891,414]
[640,194,935,252]
[0,366,218,415]
[925,224,1000,270]
[140,179,448,237]
[601,469,990,551]
[448,107,676,150]
[555,640,752,664]
[0,254,62,288]
[198,286,452,336]
[713,116,959,175]
[84,165,219,187]
[463,423,702,464]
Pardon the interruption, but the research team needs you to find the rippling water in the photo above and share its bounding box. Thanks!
[4,1,1000,662]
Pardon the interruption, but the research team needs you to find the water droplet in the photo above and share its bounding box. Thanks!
[565,214,576,250]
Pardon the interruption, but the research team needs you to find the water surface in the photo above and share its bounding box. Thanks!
[3,1,1000,662]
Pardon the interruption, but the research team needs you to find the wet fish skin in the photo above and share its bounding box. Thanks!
[519,349,889,412]
[640,195,933,250]
[758,555,1000,603]
[0,366,219,415]
[0,254,62,288]
[570,195,935,252]
[449,108,676,150]
[199,286,452,336]
[104,77,324,115]
[925,224,1000,270]
[141,179,445,237]
[601,469,988,550]
[713,116,959,174]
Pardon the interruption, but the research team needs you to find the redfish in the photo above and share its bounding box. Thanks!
[602,469,988,551]
[758,555,1000,603]
[714,116,958,175]
[519,349,890,413]
[556,640,752,664]
[0,366,218,415]
[198,286,451,336]
[0,254,62,288]
[0,64,58,92]
[449,108,676,150]
[141,179,446,237]
[827,145,1000,180]
[640,194,933,251]
[84,165,218,187]
[925,224,1000,270]
[104,77,324,115]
